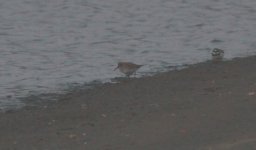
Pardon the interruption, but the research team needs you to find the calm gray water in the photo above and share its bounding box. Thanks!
[0,0,256,110]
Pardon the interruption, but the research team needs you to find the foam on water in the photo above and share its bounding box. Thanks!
[0,0,256,110]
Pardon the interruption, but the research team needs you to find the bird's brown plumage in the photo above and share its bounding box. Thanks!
[114,62,143,77]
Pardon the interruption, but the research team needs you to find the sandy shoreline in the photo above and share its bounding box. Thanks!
[1,56,256,149]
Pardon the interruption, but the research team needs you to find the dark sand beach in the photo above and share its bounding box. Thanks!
[1,56,256,150]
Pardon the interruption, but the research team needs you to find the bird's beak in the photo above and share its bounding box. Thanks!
[114,66,118,71]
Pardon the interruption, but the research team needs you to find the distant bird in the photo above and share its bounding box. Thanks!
[114,62,143,77]
[211,48,224,61]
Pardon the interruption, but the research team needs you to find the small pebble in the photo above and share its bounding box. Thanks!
[68,134,77,139]
[82,133,87,136]
[248,92,255,96]
[101,114,107,117]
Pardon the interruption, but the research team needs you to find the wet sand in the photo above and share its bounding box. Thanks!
[1,56,256,150]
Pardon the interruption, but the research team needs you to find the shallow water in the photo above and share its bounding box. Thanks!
[0,0,256,110]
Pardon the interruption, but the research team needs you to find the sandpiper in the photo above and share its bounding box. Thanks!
[114,62,143,77]
[211,48,224,61]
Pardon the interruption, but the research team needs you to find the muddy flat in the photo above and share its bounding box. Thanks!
[1,56,256,150]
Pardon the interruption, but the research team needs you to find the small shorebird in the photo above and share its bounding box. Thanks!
[211,48,224,61]
[114,62,143,77]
